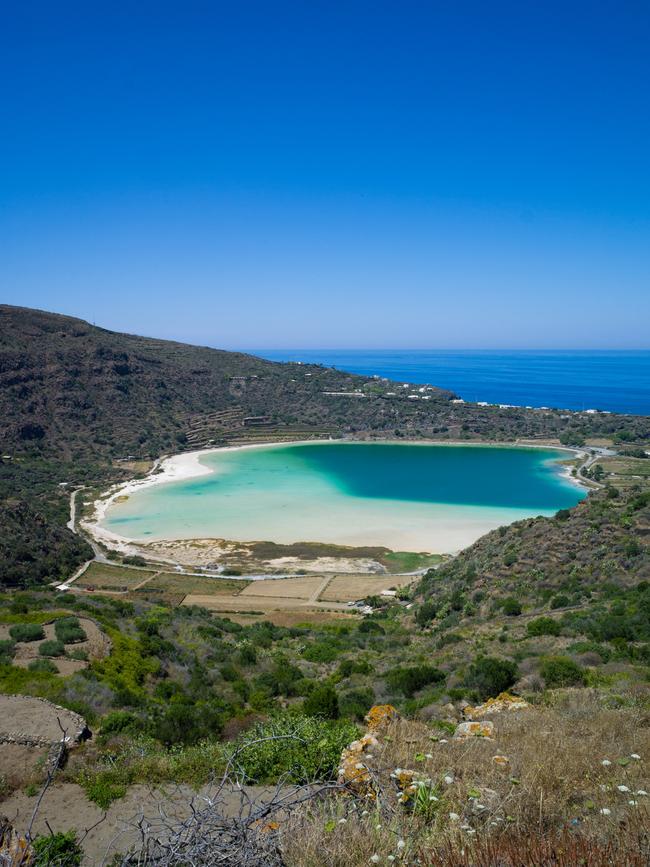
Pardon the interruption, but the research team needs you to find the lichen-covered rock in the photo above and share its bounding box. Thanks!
[453,720,494,740]
[0,816,34,866]
[338,732,380,796]
[338,706,399,797]
[365,704,399,733]
[462,692,529,720]
[492,754,510,769]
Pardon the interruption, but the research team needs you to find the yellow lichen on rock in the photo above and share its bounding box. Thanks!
[0,816,34,866]
[463,692,529,720]
[365,704,399,733]
[453,720,495,740]
[338,706,399,797]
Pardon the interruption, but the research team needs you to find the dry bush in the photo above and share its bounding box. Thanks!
[422,827,650,866]
[282,690,650,867]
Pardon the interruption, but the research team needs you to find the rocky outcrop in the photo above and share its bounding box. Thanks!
[462,692,529,720]
[453,720,495,740]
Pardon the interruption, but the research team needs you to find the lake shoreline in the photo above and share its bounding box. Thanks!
[81,438,587,561]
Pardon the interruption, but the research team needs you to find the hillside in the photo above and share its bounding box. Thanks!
[2,303,650,589]
[0,482,649,863]
[3,305,650,462]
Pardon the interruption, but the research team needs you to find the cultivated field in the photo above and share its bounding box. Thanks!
[318,573,416,602]
[74,562,419,625]
[76,561,155,590]
[238,575,325,600]
[140,572,249,596]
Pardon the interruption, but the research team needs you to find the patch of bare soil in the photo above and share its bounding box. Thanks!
[0,695,87,745]
[2,618,111,675]
[2,782,275,866]
[0,743,48,794]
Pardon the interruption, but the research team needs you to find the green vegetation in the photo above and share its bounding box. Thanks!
[385,664,446,697]
[9,622,45,642]
[54,616,87,644]
[540,655,587,687]
[32,831,83,867]
[527,616,561,637]
[2,304,649,589]
[303,683,340,718]
[464,656,518,700]
[39,639,66,657]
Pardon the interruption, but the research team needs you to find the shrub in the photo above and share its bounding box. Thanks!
[527,617,561,637]
[386,664,446,698]
[32,831,83,866]
[540,655,586,688]
[358,620,385,634]
[80,769,128,809]
[100,710,142,737]
[415,601,438,627]
[39,640,66,657]
[54,617,87,644]
[464,656,518,701]
[550,594,570,609]
[337,659,372,678]
[28,658,58,674]
[149,701,227,746]
[228,714,358,783]
[0,639,16,658]
[237,644,257,666]
[303,683,339,719]
[339,687,375,720]
[122,555,147,567]
[502,597,522,616]
[302,642,339,664]
[9,623,45,642]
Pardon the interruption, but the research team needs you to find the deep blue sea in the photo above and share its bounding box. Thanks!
[256,350,650,416]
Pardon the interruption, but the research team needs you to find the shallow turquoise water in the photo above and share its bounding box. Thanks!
[102,442,586,552]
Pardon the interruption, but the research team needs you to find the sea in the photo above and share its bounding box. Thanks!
[256,350,650,416]
[103,442,585,554]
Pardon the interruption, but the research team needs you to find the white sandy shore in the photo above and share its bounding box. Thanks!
[81,439,587,558]
[81,441,327,551]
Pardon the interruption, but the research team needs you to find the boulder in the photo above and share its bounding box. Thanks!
[462,692,529,720]
[453,720,494,740]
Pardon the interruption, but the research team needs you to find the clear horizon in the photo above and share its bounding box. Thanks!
[2,3,649,349]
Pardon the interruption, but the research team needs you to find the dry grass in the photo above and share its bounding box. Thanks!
[78,561,155,590]
[282,690,650,867]
[222,610,357,627]
[143,572,248,596]
[319,574,415,602]
[181,594,315,613]
[239,576,325,599]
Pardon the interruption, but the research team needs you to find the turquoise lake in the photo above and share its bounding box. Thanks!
[101,442,587,553]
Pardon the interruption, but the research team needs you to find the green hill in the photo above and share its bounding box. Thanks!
[1,303,650,587]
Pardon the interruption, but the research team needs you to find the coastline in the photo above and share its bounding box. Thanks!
[81,438,589,558]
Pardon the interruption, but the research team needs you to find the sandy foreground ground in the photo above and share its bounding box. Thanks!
[2,782,278,866]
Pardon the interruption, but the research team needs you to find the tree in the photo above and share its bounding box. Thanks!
[540,656,586,688]
[502,597,522,616]
[303,683,339,719]
[464,656,518,701]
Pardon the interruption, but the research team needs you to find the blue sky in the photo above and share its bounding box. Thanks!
[1,1,649,349]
